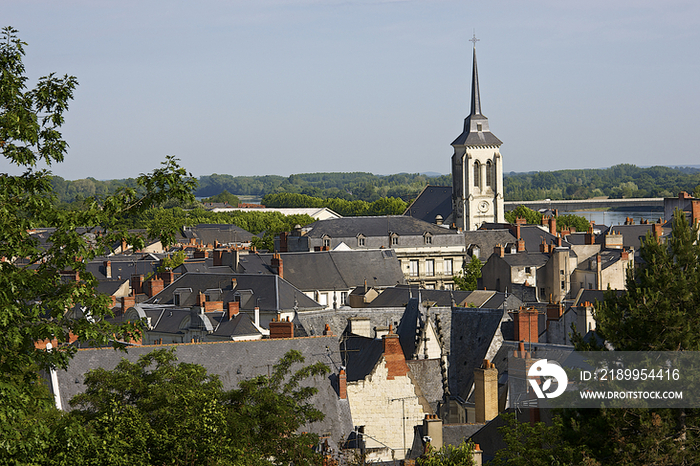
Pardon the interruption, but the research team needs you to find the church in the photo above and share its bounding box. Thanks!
[405,38,505,230]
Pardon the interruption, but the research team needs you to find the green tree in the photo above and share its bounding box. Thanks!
[417,440,476,466]
[491,413,599,466]
[453,255,482,291]
[504,205,543,225]
[0,26,196,462]
[202,189,240,206]
[595,209,700,352]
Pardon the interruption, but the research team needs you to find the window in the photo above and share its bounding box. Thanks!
[341,292,348,306]
[391,235,399,245]
[444,283,454,290]
[486,160,493,187]
[473,162,480,187]
[561,280,566,290]
[425,283,435,290]
[477,123,482,132]
[426,260,435,277]
[444,259,453,276]
[409,260,419,277]
[358,235,366,247]
[323,236,331,248]
[525,267,531,274]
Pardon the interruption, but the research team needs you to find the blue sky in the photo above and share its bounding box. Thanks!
[3,0,700,180]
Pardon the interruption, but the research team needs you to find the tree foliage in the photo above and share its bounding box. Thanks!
[453,255,482,291]
[261,192,407,217]
[202,189,240,206]
[34,349,329,465]
[0,26,197,461]
[595,209,700,352]
[416,440,476,466]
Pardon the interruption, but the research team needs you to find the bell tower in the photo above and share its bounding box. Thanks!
[451,35,504,231]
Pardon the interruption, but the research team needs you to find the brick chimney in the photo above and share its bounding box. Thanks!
[227,301,240,320]
[517,237,525,253]
[584,227,595,245]
[144,277,164,298]
[213,249,224,266]
[493,244,505,258]
[158,270,174,286]
[653,223,663,242]
[474,359,498,423]
[121,295,136,312]
[193,248,209,259]
[269,314,294,339]
[131,274,144,295]
[546,302,564,328]
[103,260,112,279]
[620,249,629,261]
[338,369,347,399]
[548,216,557,235]
[270,253,284,279]
[513,307,538,343]
[382,325,409,380]
[323,323,334,336]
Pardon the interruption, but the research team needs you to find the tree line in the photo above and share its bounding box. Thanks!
[50,164,700,208]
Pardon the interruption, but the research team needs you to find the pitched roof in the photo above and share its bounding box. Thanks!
[403,185,452,225]
[303,216,458,238]
[180,224,254,245]
[257,250,405,291]
[51,337,353,448]
[146,272,322,312]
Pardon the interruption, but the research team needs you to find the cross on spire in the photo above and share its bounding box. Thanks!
[470,31,480,49]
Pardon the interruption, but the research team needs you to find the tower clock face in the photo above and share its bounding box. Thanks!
[478,200,490,213]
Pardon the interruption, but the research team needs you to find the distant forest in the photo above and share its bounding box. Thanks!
[49,164,700,206]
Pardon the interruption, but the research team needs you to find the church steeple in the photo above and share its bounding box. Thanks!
[450,33,505,231]
[451,36,501,147]
[470,44,482,117]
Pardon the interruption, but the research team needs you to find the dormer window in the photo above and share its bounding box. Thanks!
[357,234,366,247]
[424,233,433,245]
[322,235,331,248]
[390,233,399,246]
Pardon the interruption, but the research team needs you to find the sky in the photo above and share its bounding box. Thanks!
[3,0,700,181]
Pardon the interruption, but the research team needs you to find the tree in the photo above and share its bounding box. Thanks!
[417,440,476,466]
[595,209,700,352]
[202,189,240,206]
[0,26,196,462]
[558,209,700,465]
[453,255,482,291]
[63,349,328,465]
[491,413,599,466]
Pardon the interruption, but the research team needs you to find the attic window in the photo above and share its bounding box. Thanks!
[424,233,433,245]
[477,123,482,132]
[392,236,399,246]
[357,235,366,247]
[322,236,331,248]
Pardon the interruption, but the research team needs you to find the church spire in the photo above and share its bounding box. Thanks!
[451,34,501,148]
[470,34,482,117]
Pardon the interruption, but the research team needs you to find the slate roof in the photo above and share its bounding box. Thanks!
[87,256,162,281]
[367,285,472,308]
[51,337,353,448]
[180,224,255,245]
[339,333,384,383]
[601,224,660,252]
[403,185,453,225]
[499,252,550,268]
[463,229,517,257]
[145,272,322,312]
[448,308,509,400]
[575,249,629,272]
[572,289,625,307]
[256,250,406,292]
[302,216,458,238]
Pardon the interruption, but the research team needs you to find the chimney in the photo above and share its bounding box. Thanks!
[254,306,260,327]
[474,359,498,423]
[131,274,144,295]
[323,323,334,336]
[121,239,128,253]
[120,296,136,313]
[494,244,505,257]
[539,239,550,254]
[473,444,483,466]
[193,248,208,259]
[382,325,409,380]
[620,249,629,261]
[103,260,112,279]
[270,253,284,279]
[541,215,549,228]
[515,216,527,226]
[546,302,564,324]
[144,277,164,298]
[556,235,562,247]
[423,414,443,450]
[516,237,525,253]
[653,223,663,242]
[227,301,240,320]
[269,314,294,339]
[338,369,347,399]
[213,249,224,267]
[513,307,538,343]
[548,216,557,236]
[196,291,206,307]
[158,270,174,286]
[584,227,595,245]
